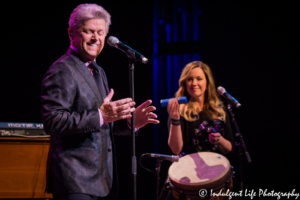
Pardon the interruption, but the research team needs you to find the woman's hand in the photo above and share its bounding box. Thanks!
[167,99,180,120]
[208,132,221,145]
[209,132,232,154]
[167,99,183,155]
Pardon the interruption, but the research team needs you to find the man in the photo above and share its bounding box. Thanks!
[40,4,159,200]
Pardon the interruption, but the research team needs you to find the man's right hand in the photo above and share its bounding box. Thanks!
[100,89,136,123]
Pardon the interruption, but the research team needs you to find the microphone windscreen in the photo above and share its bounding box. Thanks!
[173,156,179,162]
[217,86,226,95]
[107,36,119,46]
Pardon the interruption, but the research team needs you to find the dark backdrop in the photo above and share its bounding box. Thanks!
[0,1,298,200]
[202,1,299,194]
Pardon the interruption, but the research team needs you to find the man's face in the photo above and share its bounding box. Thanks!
[69,18,106,62]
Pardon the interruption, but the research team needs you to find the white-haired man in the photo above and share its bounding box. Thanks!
[41,4,159,200]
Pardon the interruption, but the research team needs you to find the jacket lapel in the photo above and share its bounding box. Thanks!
[67,48,103,105]
[93,62,109,96]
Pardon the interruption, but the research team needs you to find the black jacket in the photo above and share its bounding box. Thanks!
[41,48,129,198]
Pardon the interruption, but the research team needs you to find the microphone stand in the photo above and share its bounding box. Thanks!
[124,46,147,200]
[227,103,251,199]
[128,58,137,200]
[155,159,162,200]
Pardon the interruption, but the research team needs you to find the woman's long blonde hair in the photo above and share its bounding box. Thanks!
[175,61,225,122]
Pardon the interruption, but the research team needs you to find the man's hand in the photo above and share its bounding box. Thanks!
[100,89,136,123]
[128,100,160,129]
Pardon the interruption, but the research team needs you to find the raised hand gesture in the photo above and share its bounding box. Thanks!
[128,100,159,129]
[100,89,136,123]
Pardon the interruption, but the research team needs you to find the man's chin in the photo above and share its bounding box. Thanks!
[87,55,97,61]
[86,51,101,60]
[80,53,98,62]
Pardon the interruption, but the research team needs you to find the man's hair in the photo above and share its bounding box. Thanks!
[69,4,111,33]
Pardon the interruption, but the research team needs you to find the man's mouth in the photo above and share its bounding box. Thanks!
[88,44,100,47]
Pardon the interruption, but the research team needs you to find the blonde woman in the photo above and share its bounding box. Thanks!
[167,61,233,156]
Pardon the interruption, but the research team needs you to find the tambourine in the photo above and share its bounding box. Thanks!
[198,119,225,134]
[193,119,225,151]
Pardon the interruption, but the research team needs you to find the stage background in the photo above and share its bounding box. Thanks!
[0,1,298,199]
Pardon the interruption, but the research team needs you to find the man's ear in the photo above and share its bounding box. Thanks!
[68,28,74,40]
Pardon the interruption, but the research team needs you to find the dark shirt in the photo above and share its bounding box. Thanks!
[168,109,234,156]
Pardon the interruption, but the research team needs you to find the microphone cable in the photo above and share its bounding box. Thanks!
[139,153,157,176]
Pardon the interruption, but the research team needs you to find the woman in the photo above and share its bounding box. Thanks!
[160,61,235,200]
[167,61,233,156]
[161,61,235,199]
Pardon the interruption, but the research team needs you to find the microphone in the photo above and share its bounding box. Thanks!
[107,36,148,64]
[217,86,241,108]
[160,96,188,107]
[145,153,179,162]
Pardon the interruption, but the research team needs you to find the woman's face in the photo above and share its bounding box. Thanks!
[185,67,207,100]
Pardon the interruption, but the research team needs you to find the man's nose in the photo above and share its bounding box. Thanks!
[92,32,99,40]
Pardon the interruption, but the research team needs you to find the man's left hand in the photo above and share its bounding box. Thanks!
[127,100,159,129]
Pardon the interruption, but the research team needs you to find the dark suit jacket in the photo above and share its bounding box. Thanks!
[41,48,129,198]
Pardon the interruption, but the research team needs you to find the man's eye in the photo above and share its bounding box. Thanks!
[83,30,92,34]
